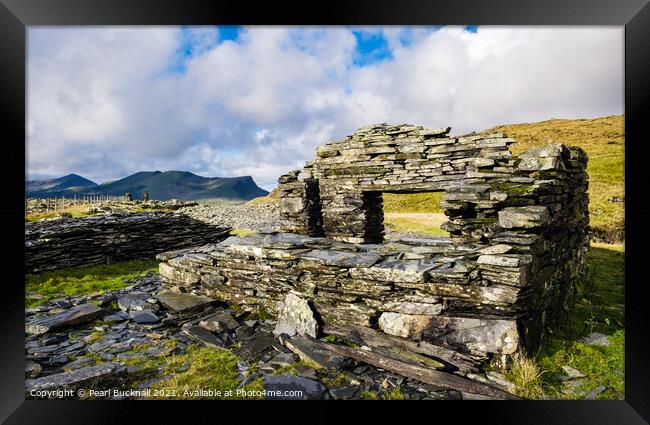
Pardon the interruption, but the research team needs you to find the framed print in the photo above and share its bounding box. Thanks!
[1,0,648,423]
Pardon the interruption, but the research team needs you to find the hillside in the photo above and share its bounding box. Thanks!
[381,115,624,242]
[26,174,97,194]
[27,171,268,201]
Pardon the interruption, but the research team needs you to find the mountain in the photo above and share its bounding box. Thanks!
[26,171,268,201]
[26,174,97,194]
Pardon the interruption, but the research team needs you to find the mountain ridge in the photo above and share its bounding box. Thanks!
[26,170,268,201]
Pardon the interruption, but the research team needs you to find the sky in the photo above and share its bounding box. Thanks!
[27,26,624,191]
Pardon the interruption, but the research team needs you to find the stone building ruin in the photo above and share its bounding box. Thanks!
[159,123,589,365]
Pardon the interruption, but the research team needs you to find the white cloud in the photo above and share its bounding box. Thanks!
[28,26,623,190]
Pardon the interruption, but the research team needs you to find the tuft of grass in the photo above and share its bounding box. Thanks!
[360,390,380,400]
[506,352,546,399]
[382,387,405,400]
[147,345,263,399]
[321,372,348,388]
[25,259,159,307]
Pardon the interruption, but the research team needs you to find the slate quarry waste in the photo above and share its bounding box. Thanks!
[159,123,590,365]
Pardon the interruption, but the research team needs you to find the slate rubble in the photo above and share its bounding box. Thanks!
[25,212,231,273]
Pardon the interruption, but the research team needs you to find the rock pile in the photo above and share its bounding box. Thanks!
[27,272,505,400]
[161,123,590,364]
[25,212,231,273]
[178,201,280,233]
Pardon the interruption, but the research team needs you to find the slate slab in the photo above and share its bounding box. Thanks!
[26,304,104,335]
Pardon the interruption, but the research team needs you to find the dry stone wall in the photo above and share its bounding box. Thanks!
[160,123,589,361]
[25,213,231,273]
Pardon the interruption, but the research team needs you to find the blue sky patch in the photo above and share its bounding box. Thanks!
[464,25,479,33]
[218,26,242,42]
[352,30,393,66]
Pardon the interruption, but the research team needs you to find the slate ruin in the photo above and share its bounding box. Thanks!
[159,123,589,364]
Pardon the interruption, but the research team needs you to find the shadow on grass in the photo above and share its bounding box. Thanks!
[533,243,625,399]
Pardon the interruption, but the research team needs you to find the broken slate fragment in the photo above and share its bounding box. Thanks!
[182,325,225,348]
[25,362,125,397]
[263,375,329,400]
[273,292,319,338]
[561,365,586,380]
[130,310,160,324]
[26,303,103,335]
[155,291,214,313]
[283,335,347,369]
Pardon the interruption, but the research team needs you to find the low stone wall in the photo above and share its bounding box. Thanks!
[158,231,565,360]
[25,213,231,273]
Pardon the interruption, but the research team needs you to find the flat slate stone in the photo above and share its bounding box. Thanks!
[26,303,104,335]
[25,362,124,396]
[298,250,381,267]
[283,335,347,369]
[182,325,225,348]
[117,292,150,312]
[263,375,329,400]
[131,310,160,324]
[155,291,214,312]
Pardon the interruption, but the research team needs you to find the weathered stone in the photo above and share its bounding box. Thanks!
[26,304,104,335]
[199,311,240,332]
[378,312,433,339]
[182,325,225,348]
[561,365,586,380]
[117,292,150,311]
[131,310,159,324]
[268,352,298,367]
[283,335,347,369]
[155,291,214,312]
[422,316,519,355]
[25,361,42,378]
[477,244,512,255]
[498,206,552,229]
[25,363,125,397]
[62,357,96,372]
[273,293,319,338]
[159,121,590,362]
[263,375,329,400]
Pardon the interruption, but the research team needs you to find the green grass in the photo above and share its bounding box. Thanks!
[25,259,159,307]
[147,345,264,399]
[383,192,444,213]
[360,387,405,400]
[507,242,625,399]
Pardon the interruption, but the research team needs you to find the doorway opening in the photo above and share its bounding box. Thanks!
[382,192,449,237]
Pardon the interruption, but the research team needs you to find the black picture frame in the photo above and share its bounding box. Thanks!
[1,1,648,423]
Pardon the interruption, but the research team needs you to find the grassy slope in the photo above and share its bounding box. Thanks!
[484,115,624,242]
